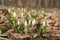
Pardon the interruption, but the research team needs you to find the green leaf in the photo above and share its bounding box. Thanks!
[16,25,21,33]
[24,26,28,35]
[38,24,48,36]
[0,29,2,36]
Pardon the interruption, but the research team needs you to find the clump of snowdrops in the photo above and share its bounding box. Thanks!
[8,7,47,35]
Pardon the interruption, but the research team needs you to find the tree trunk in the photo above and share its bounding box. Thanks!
[38,0,42,7]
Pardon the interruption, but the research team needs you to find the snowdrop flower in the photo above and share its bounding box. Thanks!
[21,12,24,17]
[29,20,31,24]
[43,20,46,26]
[13,12,16,17]
[32,19,36,26]
[17,20,20,25]
[8,8,10,13]
[41,10,45,13]
[32,10,34,12]
[25,21,27,26]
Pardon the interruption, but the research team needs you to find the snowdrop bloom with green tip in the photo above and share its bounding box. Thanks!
[13,12,16,17]
[25,21,27,26]
[43,20,46,26]
[17,20,20,25]
[29,20,31,24]
[32,19,36,26]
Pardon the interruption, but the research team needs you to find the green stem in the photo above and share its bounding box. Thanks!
[24,26,28,35]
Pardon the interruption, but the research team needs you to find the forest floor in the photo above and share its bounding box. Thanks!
[0,5,60,40]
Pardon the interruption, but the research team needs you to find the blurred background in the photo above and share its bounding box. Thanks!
[0,0,60,8]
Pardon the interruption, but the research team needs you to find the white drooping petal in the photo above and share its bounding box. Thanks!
[17,20,20,25]
[13,12,16,17]
[25,21,27,26]
[32,19,36,26]
[8,8,10,13]
[43,21,46,26]
[32,10,34,12]
[29,20,31,24]
[41,10,44,13]
[21,12,24,17]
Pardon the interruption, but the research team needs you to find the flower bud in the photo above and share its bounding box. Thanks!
[8,8,10,13]
[25,21,27,26]
[32,19,36,26]
[43,21,46,26]
[29,20,31,24]
[13,12,16,17]
[17,20,20,25]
